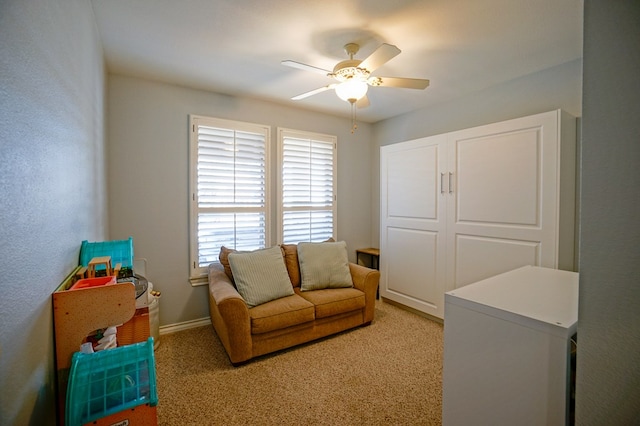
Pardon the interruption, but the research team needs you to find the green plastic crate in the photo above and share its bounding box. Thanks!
[65,338,157,426]
[79,237,134,271]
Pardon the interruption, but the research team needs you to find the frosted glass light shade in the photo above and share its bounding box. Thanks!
[335,79,368,102]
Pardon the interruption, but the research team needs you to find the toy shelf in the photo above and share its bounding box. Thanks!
[53,266,156,425]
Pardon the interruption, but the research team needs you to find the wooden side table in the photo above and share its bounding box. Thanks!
[356,248,380,298]
[356,248,380,270]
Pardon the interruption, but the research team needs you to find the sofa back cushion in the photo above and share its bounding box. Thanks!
[219,246,237,283]
[297,241,353,291]
[280,244,301,287]
[228,246,295,307]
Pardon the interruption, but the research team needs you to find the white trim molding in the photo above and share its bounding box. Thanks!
[159,317,212,336]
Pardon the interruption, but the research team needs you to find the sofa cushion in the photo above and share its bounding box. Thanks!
[219,246,237,283]
[228,246,294,307]
[296,288,365,319]
[280,238,336,288]
[249,294,315,334]
[298,241,353,291]
[221,243,288,284]
[280,244,301,287]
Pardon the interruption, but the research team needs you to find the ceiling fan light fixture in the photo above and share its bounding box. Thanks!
[283,41,430,132]
[335,78,368,103]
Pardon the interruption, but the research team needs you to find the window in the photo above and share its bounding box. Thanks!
[189,116,270,282]
[277,128,337,244]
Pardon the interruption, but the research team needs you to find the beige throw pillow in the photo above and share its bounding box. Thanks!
[298,241,353,291]
[228,246,294,307]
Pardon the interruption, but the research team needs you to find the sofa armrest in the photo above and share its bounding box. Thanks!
[209,263,242,303]
[349,263,380,323]
[208,263,253,364]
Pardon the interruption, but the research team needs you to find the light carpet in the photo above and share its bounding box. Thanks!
[154,300,443,425]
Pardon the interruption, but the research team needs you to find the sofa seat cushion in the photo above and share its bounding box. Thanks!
[249,294,315,335]
[296,288,365,319]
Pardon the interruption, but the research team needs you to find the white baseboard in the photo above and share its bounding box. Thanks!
[159,317,211,336]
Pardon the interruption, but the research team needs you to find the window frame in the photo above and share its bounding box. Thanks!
[276,127,338,245]
[189,115,271,285]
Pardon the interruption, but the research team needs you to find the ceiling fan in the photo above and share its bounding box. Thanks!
[282,42,430,109]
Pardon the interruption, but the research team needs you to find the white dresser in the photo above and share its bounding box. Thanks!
[442,266,578,426]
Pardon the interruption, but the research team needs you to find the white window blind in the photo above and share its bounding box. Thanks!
[189,116,270,281]
[278,128,337,244]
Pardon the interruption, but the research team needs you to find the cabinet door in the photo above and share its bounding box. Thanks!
[380,135,447,318]
[445,111,562,290]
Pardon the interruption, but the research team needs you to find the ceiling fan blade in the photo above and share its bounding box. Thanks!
[359,43,401,72]
[373,76,430,89]
[281,60,331,76]
[291,84,336,100]
[356,95,370,109]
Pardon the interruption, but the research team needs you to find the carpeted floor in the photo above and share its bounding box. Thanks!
[154,300,444,425]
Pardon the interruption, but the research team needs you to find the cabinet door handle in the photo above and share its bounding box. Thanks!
[449,172,453,194]
[440,173,445,194]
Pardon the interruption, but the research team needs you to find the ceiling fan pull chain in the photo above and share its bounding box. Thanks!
[351,102,358,133]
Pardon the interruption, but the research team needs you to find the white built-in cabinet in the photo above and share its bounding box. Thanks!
[379,110,576,319]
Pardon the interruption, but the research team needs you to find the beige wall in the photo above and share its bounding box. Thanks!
[0,1,106,424]
[107,75,374,327]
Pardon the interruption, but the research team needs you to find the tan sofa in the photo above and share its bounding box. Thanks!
[208,243,380,365]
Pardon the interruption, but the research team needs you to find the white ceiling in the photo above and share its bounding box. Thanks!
[90,0,583,123]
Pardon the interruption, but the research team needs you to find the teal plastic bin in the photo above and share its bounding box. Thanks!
[65,338,157,426]
[79,237,134,272]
